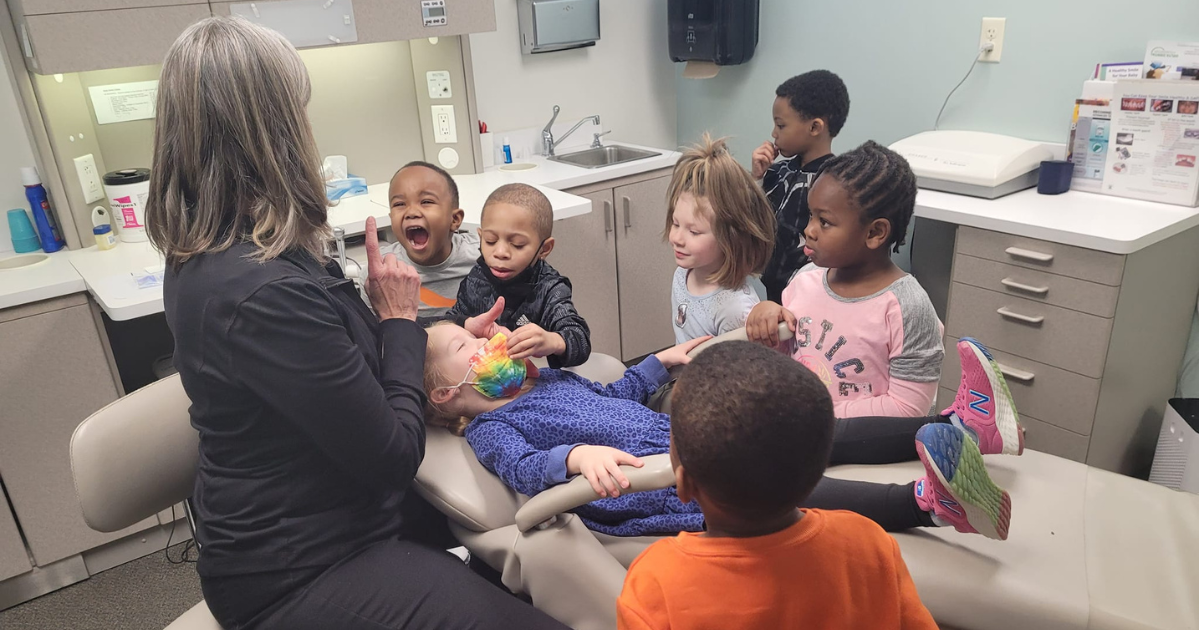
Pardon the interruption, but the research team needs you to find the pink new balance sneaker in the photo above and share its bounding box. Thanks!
[914,423,1012,541]
[943,337,1024,455]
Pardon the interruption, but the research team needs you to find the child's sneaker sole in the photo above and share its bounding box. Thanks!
[916,423,1012,541]
[960,337,1024,456]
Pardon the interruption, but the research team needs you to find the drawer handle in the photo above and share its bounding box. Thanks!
[997,307,1045,325]
[1005,247,1054,263]
[997,363,1035,383]
[1000,277,1049,295]
[622,196,632,229]
[603,200,613,234]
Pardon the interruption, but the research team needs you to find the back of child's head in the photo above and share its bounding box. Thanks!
[482,183,554,242]
[671,341,834,520]
[819,140,917,253]
[396,160,460,210]
[664,134,775,289]
[776,70,850,138]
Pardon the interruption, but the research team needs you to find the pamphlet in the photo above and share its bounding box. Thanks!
[1143,41,1199,80]
[1094,62,1143,81]
[1101,80,1199,206]
[1067,99,1112,192]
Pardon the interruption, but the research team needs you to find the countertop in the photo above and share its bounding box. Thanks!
[915,188,1199,255]
[0,250,86,311]
[1,143,681,320]
[327,142,682,236]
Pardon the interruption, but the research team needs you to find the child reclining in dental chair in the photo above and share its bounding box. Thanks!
[420,320,1013,540]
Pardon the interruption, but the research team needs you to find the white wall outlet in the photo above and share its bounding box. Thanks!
[431,104,457,144]
[979,17,1006,63]
[74,153,104,203]
[426,70,452,99]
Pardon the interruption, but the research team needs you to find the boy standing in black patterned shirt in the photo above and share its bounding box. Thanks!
[752,70,850,302]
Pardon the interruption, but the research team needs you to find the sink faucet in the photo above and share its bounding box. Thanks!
[542,105,601,157]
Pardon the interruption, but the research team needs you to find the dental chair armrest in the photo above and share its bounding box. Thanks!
[515,453,675,532]
[688,322,793,358]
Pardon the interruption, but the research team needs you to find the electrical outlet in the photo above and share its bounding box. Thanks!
[432,104,456,144]
[979,17,1006,62]
[74,153,104,203]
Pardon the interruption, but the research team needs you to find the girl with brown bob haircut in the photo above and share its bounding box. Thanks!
[665,134,776,343]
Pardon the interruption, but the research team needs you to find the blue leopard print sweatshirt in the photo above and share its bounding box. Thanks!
[464,356,704,536]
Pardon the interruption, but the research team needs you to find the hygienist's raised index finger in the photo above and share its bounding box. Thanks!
[364,216,382,270]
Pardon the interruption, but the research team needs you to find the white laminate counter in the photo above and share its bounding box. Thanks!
[327,142,682,237]
[0,250,86,311]
[0,143,680,320]
[65,242,166,322]
[916,188,1199,255]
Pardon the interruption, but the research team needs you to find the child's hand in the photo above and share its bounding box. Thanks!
[507,324,566,359]
[746,301,796,347]
[566,445,644,498]
[654,336,712,369]
[465,298,513,339]
[751,141,778,180]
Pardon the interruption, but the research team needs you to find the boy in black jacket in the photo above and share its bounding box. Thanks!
[445,183,591,368]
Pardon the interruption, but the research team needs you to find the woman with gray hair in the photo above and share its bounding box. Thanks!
[147,17,565,629]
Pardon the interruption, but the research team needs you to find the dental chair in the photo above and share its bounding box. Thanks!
[414,327,1200,630]
[70,374,223,630]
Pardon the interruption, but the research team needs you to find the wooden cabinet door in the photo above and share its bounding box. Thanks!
[0,295,157,566]
[614,176,676,360]
[548,189,621,359]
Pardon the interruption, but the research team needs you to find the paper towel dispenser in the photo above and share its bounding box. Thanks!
[668,0,760,68]
[518,0,601,55]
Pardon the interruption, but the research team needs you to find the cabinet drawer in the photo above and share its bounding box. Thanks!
[952,255,1119,319]
[946,283,1113,378]
[941,336,1100,435]
[956,226,1125,286]
[938,389,1089,463]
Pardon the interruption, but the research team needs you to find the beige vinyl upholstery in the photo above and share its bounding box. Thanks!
[70,374,222,630]
[415,329,1200,630]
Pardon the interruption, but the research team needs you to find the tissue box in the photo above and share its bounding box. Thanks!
[326,176,368,201]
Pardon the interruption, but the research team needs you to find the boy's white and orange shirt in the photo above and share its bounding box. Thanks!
[378,231,481,319]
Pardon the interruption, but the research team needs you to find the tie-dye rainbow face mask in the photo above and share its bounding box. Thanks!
[449,333,527,398]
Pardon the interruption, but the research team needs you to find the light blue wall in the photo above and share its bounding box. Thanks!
[675,0,1198,397]
[675,0,1198,159]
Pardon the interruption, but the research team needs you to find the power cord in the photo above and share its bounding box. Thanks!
[163,503,198,565]
[934,43,995,130]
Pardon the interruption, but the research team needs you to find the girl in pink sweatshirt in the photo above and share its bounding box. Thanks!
[746,141,1026,539]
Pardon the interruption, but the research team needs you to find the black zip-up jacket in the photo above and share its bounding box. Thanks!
[444,257,591,368]
[164,241,427,581]
[761,153,834,302]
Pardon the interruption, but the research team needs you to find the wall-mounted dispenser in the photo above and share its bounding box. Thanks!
[518,0,601,55]
[668,0,760,78]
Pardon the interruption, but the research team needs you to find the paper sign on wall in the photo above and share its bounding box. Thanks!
[88,80,158,125]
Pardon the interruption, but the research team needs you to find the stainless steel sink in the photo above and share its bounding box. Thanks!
[549,145,661,169]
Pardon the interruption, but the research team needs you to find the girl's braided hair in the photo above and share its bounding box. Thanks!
[818,140,917,253]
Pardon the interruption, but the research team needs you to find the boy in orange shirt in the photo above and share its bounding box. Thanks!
[617,341,937,630]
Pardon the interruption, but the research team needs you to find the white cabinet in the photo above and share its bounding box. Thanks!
[8,0,497,74]
[0,294,158,566]
[210,0,496,49]
[9,0,212,74]
[928,224,1198,475]
[554,168,677,362]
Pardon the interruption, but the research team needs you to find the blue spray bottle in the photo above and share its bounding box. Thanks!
[21,167,65,253]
